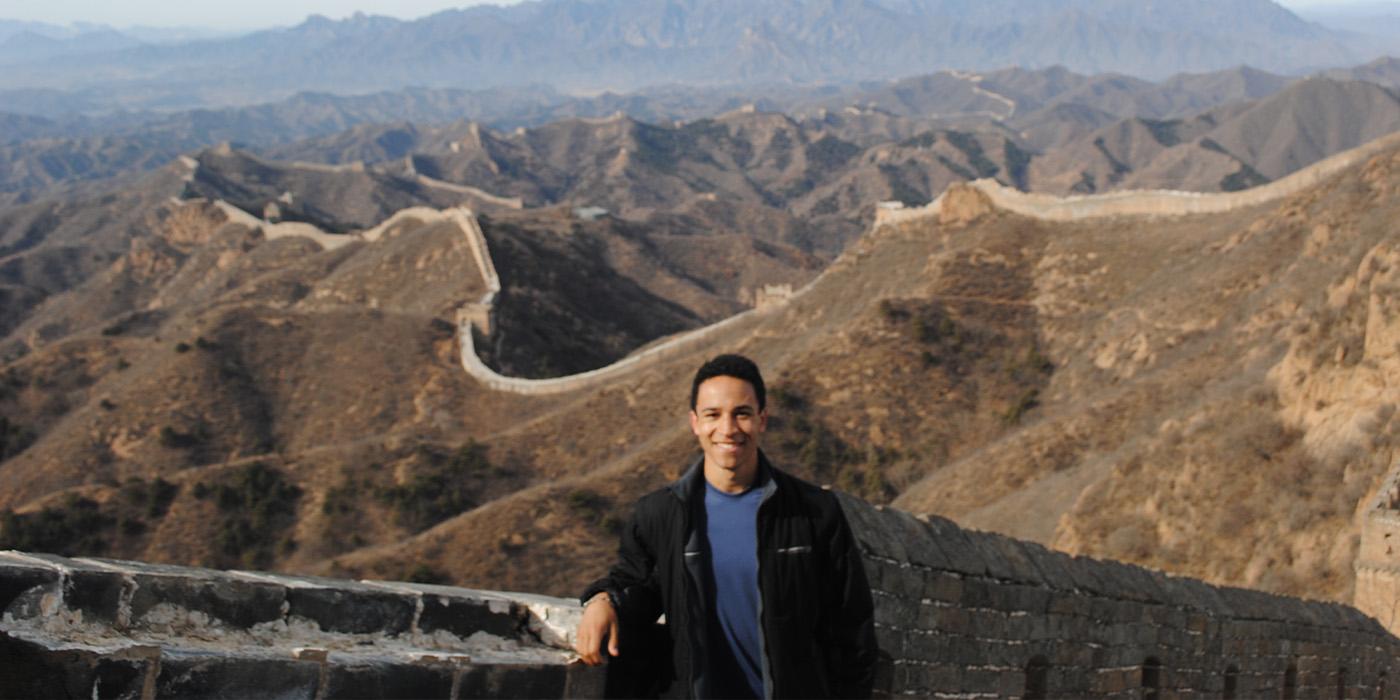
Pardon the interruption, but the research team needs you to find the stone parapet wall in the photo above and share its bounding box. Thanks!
[877,130,1400,228]
[835,494,1399,699]
[7,489,1400,699]
[0,552,601,699]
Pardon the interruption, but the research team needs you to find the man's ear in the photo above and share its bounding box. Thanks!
[689,410,700,436]
[757,408,768,433]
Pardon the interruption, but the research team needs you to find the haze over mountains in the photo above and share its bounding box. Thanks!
[1,0,1395,117]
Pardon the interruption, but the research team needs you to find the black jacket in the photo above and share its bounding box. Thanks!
[583,452,877,699]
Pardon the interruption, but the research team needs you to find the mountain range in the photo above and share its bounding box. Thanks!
[1,124,1397,606]
[1,0,1393,117]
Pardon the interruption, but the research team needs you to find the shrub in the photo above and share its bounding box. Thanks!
[378,440,489,532]
[200,463,303,569]
[1003,389,1041,425]
[0,495,113,556]
[405,564,449,585]
[121,477,179,519]
[0,416,37,462]
[567,489,622,535]
[158,423,209,450]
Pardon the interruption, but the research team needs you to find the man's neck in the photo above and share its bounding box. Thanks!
[704,459,759,494]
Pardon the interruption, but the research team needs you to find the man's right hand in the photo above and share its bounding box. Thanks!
[574,593,620,665]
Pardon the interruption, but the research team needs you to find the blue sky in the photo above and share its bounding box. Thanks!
[0,0,1376,31]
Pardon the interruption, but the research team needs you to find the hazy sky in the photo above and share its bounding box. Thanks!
[0,0,1379,31]
[0,1,517,30]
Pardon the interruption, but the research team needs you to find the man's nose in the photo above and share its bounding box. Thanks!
[719,413,740,435]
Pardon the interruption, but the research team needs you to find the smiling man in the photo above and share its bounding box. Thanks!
[575,354,877,699]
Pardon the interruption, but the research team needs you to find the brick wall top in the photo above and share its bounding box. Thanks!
[834,494,1386,634]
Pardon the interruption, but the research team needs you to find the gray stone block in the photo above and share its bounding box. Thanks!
[1064,555,1115,596]
[239,574,421,636]
[890,565,926,602]
[1112,563,1167,604]
[1168,575,1232,616]
[416,593,523,640]
[981,534,1046,586]
[988,583,1053,614]
[126,572,285,631]
[457,663,568,699]
[962,530,1019,581]
[959,577,994,609]
[0,631,148,700]
[961,667,1004,694]
[0,555,60,616]
[903,631,945,662]
[887,509,953,571]
[322,661,455,699]
[155,652,321,699]
[1014,539,1080,592]
[8,553,127,625]
[924,572,963,604]
[921,663,962,694]
[875,626,904,657]
[836,494,905,561]
[67,569,128,626]
[873,592,917,629]
[920,514,991,576]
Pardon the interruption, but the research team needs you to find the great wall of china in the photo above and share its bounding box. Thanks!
[95,134,1400,697]
[7,490,1400,698]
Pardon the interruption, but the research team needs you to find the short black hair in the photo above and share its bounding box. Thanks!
[690,354,766,412]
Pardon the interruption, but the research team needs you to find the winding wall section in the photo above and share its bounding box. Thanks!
[185,130,1400,398]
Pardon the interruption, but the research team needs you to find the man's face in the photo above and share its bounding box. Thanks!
[689,375,767,476]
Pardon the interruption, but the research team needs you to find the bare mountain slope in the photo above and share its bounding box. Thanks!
[334,138,1398,602]
[1029,77,1400,194]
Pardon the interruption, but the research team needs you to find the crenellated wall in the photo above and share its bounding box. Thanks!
[880,130,1400,225]
[835,493,1400,699]
[7,491,1399,699]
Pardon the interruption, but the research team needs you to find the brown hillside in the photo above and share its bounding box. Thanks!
[328,141,1400,604]
[2,108,1400,607]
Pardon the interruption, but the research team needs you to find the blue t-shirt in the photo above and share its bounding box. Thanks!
[703,479,765,699]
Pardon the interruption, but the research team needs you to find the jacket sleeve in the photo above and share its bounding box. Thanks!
[581,500,665,626]
[823,499,878,699]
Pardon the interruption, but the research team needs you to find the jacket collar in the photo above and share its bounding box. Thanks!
[669,449,779,503]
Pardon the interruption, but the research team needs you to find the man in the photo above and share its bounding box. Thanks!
[575,354,877,699]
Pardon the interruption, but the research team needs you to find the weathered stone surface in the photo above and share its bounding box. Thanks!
[363,582,525,639]
[68,570,129,626]
[288,585,415,634]
[963,531,1019,581]
[458,664,568,699]
[980,534,1045,586]
[0,555,59,614]
[886,509,953,571]
[918,515,990,575]
[836,495,905,562]
[126,572,285,630]
[7,553,128,624]
[321,661,455,699]
[0,631,147,700]
[155,653,321,699]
